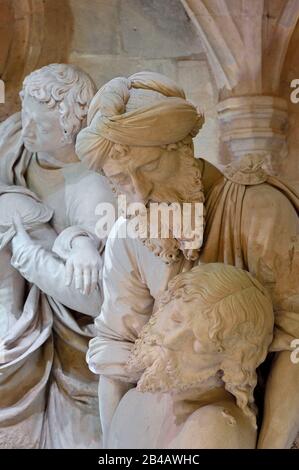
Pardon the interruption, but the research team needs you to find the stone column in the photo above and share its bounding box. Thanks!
[217,95,288,173]
[181,0,299,174]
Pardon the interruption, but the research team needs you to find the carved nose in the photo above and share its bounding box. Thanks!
[22,120,35,139]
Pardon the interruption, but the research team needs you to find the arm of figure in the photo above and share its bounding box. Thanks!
[99,376,134,448]
[50,224,103,297]
[11,215,102,316]
[87,218,158,439]
[63,170,116,295]
[241,184,299,448]
[258,351,299,448]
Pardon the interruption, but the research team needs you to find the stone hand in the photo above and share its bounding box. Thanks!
[11,213,32,247]
[65,236,102,296]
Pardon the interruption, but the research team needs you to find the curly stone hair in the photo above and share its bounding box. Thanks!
[128,263,274,428]
[20,63,96,142]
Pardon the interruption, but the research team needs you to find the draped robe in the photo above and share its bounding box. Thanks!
[0,113,115,448]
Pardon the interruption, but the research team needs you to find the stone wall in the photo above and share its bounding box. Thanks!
[0,0,72,121]
[0,0,298,180]
[68,0,220,168]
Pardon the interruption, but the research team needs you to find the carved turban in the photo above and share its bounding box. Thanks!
[76,71,204,170]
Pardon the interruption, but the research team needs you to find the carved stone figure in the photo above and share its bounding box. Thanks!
[0,186,55,448]
[76,71,299,448]
[107,263,274,449]
[0,186,54,339]
[0,64,115,448]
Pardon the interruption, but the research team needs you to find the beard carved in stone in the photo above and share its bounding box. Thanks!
[103,140,205,264]
[126,263,274,428]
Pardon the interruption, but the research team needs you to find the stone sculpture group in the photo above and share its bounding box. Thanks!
[0,64,298,449]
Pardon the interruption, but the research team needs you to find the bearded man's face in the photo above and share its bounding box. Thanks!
[102,145,204,262]
[127,297,222,393]
[102,146,185,206]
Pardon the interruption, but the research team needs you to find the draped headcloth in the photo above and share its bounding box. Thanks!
[76,71,204,170]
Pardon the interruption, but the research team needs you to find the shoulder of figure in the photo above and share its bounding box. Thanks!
[223,154,268,185]
[65,164,116,203]
[0,112,22,138]
[197,157,224,192]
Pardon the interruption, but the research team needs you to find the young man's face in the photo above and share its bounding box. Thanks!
[21,95,68,153]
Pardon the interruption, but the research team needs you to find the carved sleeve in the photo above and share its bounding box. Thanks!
[65,169,116,253]
[10,226,102,317]
[87,217,155,383]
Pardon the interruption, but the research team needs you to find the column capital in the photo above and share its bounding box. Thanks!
[217,95,288,173]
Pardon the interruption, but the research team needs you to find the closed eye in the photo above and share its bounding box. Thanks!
[111,173,130,185]
[170,311,183,324]
[140,159,160,172]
